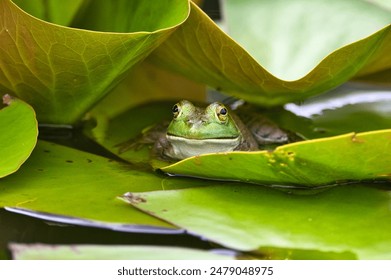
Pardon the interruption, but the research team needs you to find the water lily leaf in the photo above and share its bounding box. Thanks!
[162,129,391,187]
[12,0,87,26]
[88,61,206,121]
[10,244,233,260]
[0,0,189,124]
[284,84,391,138]
[0,140,190,229]
[0,94,38,178]
[150,0,391,106]
[124,183,391,259]
[224,0,391,81]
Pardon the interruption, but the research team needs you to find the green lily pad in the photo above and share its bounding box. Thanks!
[162,129,391,187]
[10,244,234,260]
[0,0,189,124]
[150,0,391,106]
[0,94,38,178]
[224,0,391,81]
[88,61,206,121]
[123,183,391,259]
[12,0,87,26]
[0,140,206,229]
[283,84,391,138]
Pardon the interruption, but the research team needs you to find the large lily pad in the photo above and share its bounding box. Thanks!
[11,0,87,26]
[0,0,189,124]
[0,140,197,229]
[284,84,391,138]
[162,129,391,187]
[0,95,38,178]
[10,244,233,260]
[150,0,391,106]
[124,183,391,259]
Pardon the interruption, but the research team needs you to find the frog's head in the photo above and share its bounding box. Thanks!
[167,100,241,140]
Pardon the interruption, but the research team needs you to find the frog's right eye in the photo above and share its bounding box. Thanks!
[172,103,181,118]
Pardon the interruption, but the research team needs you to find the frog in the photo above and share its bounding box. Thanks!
[118,100,300,161]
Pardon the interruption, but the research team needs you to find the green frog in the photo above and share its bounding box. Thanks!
[119,100,300,160]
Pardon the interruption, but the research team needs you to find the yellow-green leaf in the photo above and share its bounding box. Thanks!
[150,0,391,106]
[162,130,391,186]
[0,0,189,124]
[0,94,37,178]
[124,183,391,259]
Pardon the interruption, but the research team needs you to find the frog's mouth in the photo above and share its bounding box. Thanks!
[166,134,241,155]
[166,133,240,141]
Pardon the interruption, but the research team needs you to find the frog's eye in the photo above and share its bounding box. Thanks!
[216,104,228,123]
[172,103,181,118]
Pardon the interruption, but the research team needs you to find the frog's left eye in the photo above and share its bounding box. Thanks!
[172,103,181,118]
[216,104,228,123]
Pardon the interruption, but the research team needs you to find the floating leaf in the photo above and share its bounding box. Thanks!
[0,94,37,178]
[124,183,391,259]
[284,84,391,138]
[0,140,206,229]
[0,0,189,124]
[150,0,391,106]
[162,129,391,186]
[10,244,234,260]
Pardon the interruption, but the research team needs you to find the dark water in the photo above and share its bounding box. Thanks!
[0,209,214,260]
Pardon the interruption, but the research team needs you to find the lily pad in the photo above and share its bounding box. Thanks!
[0,0,189,124]
[10,244,234,260]
[162,129,391,187]
[150,0,391,106]
[284,84,391,138]
[224,0,391,81]
[123,183,391,259]
[88,61,206,121]
[0,94,38,178]
[12,0,87,26]
[0,140,207,229]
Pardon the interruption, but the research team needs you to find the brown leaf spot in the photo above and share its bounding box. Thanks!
[2,94,13,106]
[351,133,365,143]
[121,192,147,204]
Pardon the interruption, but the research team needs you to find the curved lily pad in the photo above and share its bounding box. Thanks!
[284,84,391,138]
[12,0,87,26]
[0,0,189,124]
[124,183,391,259]
[10,244,234,260]
[162,129,391,187]
[150,0,391,106]
[88,61,206,120]
[0,94,37,178]
[224,0,391,81]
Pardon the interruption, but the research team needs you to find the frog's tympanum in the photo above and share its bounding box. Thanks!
[119,100,300,161]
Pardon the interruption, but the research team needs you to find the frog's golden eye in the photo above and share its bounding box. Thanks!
[216,104,228,123]
[172,103,181,118]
